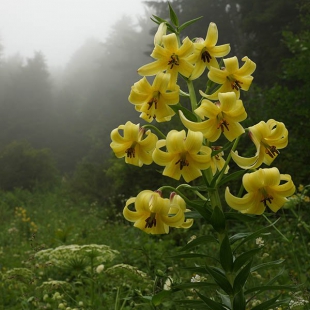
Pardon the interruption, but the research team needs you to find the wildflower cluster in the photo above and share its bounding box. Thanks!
[14,206,38,234]
[110,4,297,309]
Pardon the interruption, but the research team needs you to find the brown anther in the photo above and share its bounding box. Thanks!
[201,50,212,63]
[147,98,158,110]
[168,54,180,69]
[231,80,243,91]
[125,147,135,158]
[145,216,156,228]
[260,195,274,208]
[175,158,189,170]
[217,119,230,132]
[265,146,280,158]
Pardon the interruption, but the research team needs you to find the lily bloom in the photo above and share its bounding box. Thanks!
[152,129,212,182]
[138,33,194,89]
[110,121,158,167]
[180,92,247,142]
[201,56,256,100]
[187,22,231,80]
[154,22,167,46]
[128,73,179,122]
[231,119,288,169]
[169,192,194,229]
[210,146,229,175]
[123,190,187,234]
[225,167,295,215]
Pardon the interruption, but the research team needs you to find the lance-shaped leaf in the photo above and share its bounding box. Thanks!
[151,290,172,306]
[251,294,284,310]
[210,206,226,233]
[233,248,261,272]
[250,259,285,273]
[205,265,233,295]
[233,289,246,310]
[168,2,179,27]
[220,235,233,272]
[195,290,228,310]
[179,16,203,32]
[233,260,253,292]
[180,235,218,252]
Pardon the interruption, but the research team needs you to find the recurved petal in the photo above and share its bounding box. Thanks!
[195,99,219,119]
[180,165,202,182]
[184,130,204,153]
[225,188,256,210]
[178,36,194,57]
[152,145,176,166]
[273,174,296,197]
[162,33,179,52]
[223,56,239,73]
[223,120,245,141]
[211,44,231,57]
[238,56,256,75]
[138,60,167,76]
[123,197,143,222]
[205,22,218,46]
[166,130,186,153]
[243,170,265,192]
[208,67,227,84]
[230,150,260,169]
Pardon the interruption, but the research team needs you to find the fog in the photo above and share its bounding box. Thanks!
[0,0,150,68]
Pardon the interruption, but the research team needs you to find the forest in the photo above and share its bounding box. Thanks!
[0,0,309,309]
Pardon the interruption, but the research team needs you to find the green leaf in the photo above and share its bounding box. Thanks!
[210,206,226,233]
[233,219,280,251]
[151,290,172,306]
[233,248,261,272]
[217,170,247,187]
[168,2,179,27]
[185,200,212,222]
[245,284,299,295]
[174,282,218,290]
[195,290,227,310]
[175,299,208,309]
[251,294,282,310]
[225,212,257,223]
[229,232,251,245]
[179,16,204,32]
[170,253,214,259]
[233,289,246,310]
[233,260,253,292]
[205,265,233,295]
[180,235,218,252]
[170,103,198,121]
[250,259,285,273]
[220,235,233,272]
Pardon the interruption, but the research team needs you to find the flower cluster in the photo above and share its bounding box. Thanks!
[110,11,295,234]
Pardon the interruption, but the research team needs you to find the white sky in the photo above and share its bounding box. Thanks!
[0,0,153,68]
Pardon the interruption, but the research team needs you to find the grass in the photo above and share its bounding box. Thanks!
[0,185,309,309]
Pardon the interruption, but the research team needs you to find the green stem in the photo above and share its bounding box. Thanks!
[142,124,166,139]
[186,79,199,113]
[262,214,290,242]
[215,135,241,188]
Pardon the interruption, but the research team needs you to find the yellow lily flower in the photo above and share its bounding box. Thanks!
[201,56,256,100]
[225,167,295,215]
[180,92,247,142]
[210,146,229,175]
[187,22,231,80]
[110,121,158,167]
[128,73,179,122]
[154,22,167,46]
[123,190,187,234]
[138,33,194,89]
[169,192,194,229]
[231,119,288,169]
[152,129,212,182]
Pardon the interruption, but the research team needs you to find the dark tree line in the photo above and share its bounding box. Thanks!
[0,0,308,196]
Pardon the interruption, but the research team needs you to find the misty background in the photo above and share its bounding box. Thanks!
[0,0,308,203]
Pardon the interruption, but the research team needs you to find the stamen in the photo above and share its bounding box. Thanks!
[168,54,180,69]
[260,194,274,208]
[175,158,189,170]
[265,146,280,158]
[231,80,243,91]
[147,98,158,110]
[217,119,229,132]
[125,147,135,158]
[201,50,212,63]
[145,214,156,228]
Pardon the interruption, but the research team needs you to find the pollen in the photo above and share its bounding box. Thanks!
[168,53,180,69]
[125,147,135,158]
[201,49,212,63]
